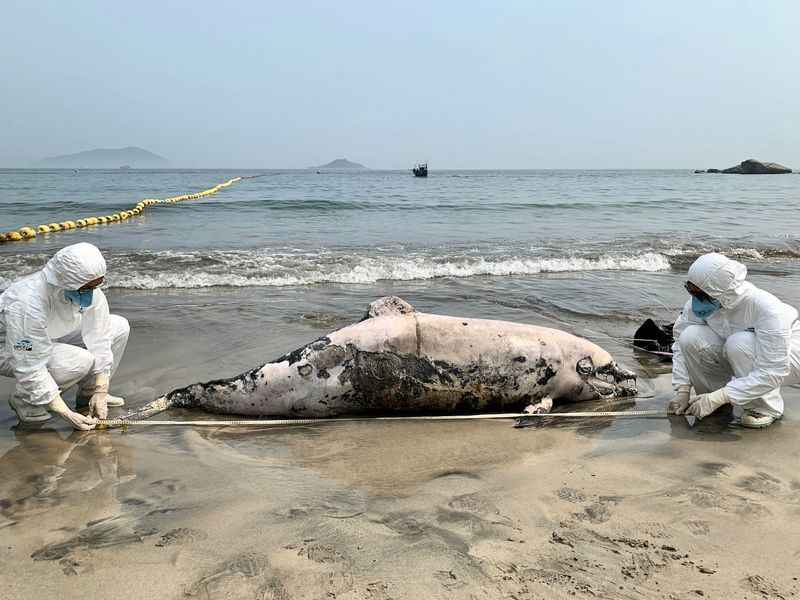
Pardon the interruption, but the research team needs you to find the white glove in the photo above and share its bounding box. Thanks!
[88,373,110,419]
[48,394,97,431]
[686,388,729,420]
[524,397,553,414]
[668,385,692,415]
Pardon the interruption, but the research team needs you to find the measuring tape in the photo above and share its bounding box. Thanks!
[97,409,669,429]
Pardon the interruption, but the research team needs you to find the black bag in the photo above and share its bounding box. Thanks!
[632,319,674,358]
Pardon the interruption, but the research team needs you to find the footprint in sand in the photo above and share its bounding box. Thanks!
[31,518,157,562]
[735,471,784,496]
[447,492,515,528]
[684,486,771,518]
[184,552,270,597]
[379,513,427,537]
[697,462,731,476]
[556,487,587,503]
[155,527,208,547]
[575,500,617,524]
[448,493,499,515]
[686,520,710,536]
[149,478,185,496]
[301,543,348,565]
[743,574,792,599]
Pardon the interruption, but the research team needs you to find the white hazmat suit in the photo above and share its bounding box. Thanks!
[0,243,129,427]
[672,253,800,423]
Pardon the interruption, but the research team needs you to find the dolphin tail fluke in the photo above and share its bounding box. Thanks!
[99,395,173,428]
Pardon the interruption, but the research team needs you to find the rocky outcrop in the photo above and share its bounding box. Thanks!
[721,159,792,174]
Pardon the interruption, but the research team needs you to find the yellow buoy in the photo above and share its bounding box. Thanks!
[4,178,242,242]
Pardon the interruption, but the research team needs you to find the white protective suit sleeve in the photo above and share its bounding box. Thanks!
[79,289,114,376]
[670,299,705,389]
[725,307,792,404]
[3,300,60,405]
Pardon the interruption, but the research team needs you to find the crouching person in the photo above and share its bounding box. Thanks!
[669,253,800,428]
[0,243,129,430]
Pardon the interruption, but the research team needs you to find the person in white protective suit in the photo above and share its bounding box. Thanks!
[0,243,129,430]
[668,252,800,428]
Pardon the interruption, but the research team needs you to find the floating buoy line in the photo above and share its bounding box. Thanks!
[1,176,245,243]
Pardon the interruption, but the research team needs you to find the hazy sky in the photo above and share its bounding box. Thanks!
[2,1,799,168]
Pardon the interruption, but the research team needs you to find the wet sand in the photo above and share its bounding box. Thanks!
[2,289,800,599]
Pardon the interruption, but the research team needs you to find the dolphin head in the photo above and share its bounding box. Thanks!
[572,345,637,401]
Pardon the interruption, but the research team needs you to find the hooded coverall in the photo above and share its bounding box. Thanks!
[0,243,129,415]
[672,253,800,418]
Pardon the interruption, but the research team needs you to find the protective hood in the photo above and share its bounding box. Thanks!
[42,243,107,290]
[686,253,749,309]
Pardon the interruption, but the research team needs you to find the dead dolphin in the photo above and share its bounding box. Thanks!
[129,297,636,419]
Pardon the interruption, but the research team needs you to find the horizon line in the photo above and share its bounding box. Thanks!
[0,166,763,172]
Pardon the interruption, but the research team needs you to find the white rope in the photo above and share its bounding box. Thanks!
[98,409,669,428]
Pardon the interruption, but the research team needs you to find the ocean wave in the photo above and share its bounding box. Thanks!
[0,250,672,290]
[213,198,708,212]
[4,243,799,291]
[105,252,672,289]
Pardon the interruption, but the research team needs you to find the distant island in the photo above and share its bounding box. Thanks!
[310,158,366,169]
[694,158,792,175]
[37,146,169,168]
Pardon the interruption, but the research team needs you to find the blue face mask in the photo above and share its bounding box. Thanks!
[691,296,721,320]
[64,289,94,312]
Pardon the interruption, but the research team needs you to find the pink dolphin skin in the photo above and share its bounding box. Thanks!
[132,297,637,420]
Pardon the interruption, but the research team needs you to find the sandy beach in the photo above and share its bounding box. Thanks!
[2,287,799,600]
[3,0,800,595]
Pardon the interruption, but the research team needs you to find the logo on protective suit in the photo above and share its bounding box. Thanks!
[13,339,33,352]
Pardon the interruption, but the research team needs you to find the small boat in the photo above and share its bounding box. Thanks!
[412,162,428,177]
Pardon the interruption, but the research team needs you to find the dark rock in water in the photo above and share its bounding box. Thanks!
[721,159,792,174]
[706,168,721,173]
[694,169,705,174]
